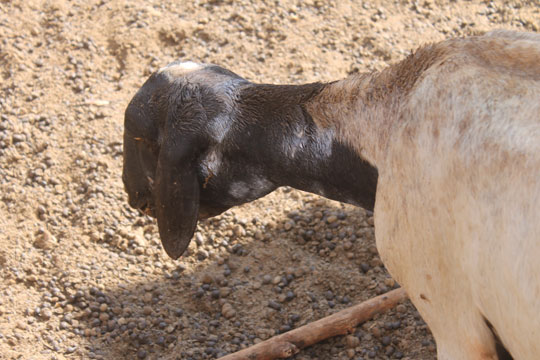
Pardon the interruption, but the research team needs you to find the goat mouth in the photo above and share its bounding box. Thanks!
[126,191,156,217]
[129,197,155,218]
[139,204,155,218]
[198,205,229,220]
[198,212,211,220]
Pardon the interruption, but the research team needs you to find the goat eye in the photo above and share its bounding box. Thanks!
[134,137,159,155]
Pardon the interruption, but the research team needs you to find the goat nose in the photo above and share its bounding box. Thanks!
[127,192,146,209]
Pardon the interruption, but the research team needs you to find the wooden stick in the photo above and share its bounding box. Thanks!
[218,287,407,360]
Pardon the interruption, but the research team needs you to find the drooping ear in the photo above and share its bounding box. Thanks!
[154,101,207,259]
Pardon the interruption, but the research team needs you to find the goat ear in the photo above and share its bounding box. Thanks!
[154,105,206,259]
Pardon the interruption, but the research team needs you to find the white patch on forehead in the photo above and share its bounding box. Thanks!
[158,61,204,77]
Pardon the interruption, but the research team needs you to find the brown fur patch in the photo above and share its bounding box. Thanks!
[305,40,453,163]
[307,32,540,168]
[365,43,451,103]
[432,125,440,140]
[467,37,540,81]
[458,114,473,137]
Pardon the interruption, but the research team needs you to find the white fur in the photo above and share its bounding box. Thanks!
[229,178,274,201]
[205,79,244,143]
[307,30,540,359]
[158,61,203,77]
[229,181,249,199]
[282,123,334,159]
[207,114,233,143]
[313,127,335,159]
[214,79,244,111]
[200,149,222,177]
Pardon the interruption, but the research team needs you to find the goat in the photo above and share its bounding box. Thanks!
[123,30,540,359]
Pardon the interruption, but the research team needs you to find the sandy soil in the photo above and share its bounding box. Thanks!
[1,0,538,359]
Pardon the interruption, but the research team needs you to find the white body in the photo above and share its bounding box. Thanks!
[309,30,540,359]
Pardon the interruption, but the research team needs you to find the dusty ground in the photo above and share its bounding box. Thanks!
[0,0,538,359]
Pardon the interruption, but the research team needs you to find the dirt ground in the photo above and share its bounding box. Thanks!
[0,1,538,359]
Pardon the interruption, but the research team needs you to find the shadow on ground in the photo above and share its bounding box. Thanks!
[71,195,434,360]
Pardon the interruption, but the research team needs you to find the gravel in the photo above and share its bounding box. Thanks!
[1,0,534,359]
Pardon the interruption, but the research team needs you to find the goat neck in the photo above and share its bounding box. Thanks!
[306,43,451,167]
[236,83,378,210]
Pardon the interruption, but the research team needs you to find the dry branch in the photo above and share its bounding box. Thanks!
[218,287,407,360]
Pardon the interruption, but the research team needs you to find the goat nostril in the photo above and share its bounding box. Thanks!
[127,193,151,212]
[127,196,138,209]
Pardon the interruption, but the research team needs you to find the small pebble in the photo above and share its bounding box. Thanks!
[41,308,52,320]
[360,263,371,273]
[268,300,282,311]
[34,231,57,250]
[384,278,396,288]
[219,287,231,298]
[285,291,295,301]
[221,303,236,319]
[59,321,70,330]
[326,215,338,224]
[324,291,334,300]
[143,293,153,303]
[201,273,213,284]
[345,335,360,348]
[289,314,300,323]
[156,336,165,345]
[196,249,209,260]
